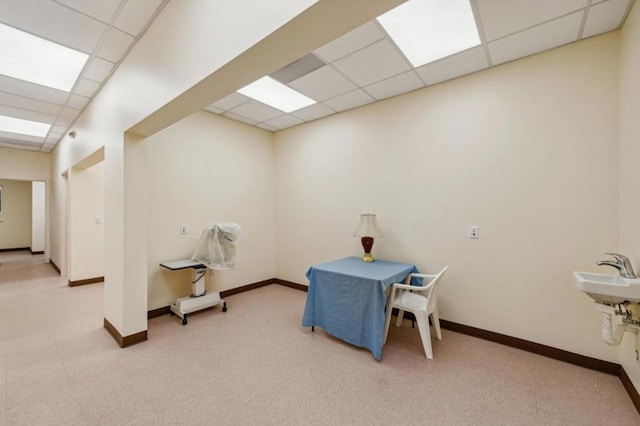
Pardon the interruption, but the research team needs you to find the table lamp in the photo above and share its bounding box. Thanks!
[353,213,383,262]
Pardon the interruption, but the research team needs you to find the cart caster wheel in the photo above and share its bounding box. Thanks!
[182,316,187,325]
[222,302,227,313]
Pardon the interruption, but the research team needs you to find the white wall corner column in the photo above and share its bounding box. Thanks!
[104,133,148,344]
[31,182,46,253]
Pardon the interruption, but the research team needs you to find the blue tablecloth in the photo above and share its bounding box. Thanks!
[302,257,418,360]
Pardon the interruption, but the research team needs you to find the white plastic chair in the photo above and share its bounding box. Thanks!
[383,266,448,359]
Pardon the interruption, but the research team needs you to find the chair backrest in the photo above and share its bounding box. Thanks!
[426,266,447,313]
[405,266,447,313]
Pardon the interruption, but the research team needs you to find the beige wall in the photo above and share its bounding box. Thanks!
[146,111,275,310]
[31,181,45,252]
[619,1,640,393]
[0,147,50,182]
[274,33,621,361]
[0,148,50,256]
[69,162,104,281]
[50,0,320,336]
[0,179,32,249]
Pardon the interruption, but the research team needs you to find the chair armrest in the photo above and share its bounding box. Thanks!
[407,272,437,280]
[392,281,434,292]
[404,272,434,286]
[393,282,417,290]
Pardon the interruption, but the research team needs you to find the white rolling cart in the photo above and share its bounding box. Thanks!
[159,259,227,325]
[160,222,240,325]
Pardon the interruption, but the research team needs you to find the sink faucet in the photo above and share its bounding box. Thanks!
[596,253,637,279]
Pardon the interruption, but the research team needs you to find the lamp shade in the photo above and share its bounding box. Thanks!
[353,214,383,238]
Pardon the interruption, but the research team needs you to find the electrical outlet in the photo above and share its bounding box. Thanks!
[469,226,479,239]
[179,224,188,235]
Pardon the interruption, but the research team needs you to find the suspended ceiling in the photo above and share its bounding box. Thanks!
[0,0,634,152]
[0,0,168,152]
[205,0,635,131]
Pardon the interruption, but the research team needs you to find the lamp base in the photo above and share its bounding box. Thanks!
[360,236,375,262]
[361,253,375,262]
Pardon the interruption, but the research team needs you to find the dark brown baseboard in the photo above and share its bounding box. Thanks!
[103,318,147,348]
[68,276,104,287]
[0,247,29,252]
[49,259,61,275]
[148,279,279,320]
[220,278,276,298]
[148,306,171,319]
[275,279,308,292]
[439,319,620,376]
[620,366,640,413]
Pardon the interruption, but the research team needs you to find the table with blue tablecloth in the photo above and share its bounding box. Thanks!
[302,256,418,360]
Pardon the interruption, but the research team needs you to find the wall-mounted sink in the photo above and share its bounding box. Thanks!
[573,271,640,304]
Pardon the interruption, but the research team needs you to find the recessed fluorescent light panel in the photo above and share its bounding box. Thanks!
[377,0,480,67]
[237,76,316,113]
[0,23,89,92]
[0,115,51,137]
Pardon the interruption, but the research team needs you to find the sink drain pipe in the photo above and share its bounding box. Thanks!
[596,303,639,346]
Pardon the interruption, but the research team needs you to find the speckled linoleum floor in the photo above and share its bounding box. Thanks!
[0,250,638,425]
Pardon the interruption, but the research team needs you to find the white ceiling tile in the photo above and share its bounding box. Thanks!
[582,0,630,38]
[230,101,283,123]
[47,131,64,139]
[83,57,115,82]
[74,79,101,97]
[97,27,135,62]
[290,103,336,121]
[257,123,279,132]
[0,104,55,124]
[476,0,588,41]
[211,93,250,111]
[203,105,224,114]
[0,75,68,105]
[40,146,53,152]
[59,106,80,119]
[67,94,90,110]
[53,0,121,23]
[54,116,73,127]
[223,111,259,126]
[416,46,489,85]
[323,89,374,112]
[0,0,107,54]
[114,0,164,36]
[288,66,357,101]
[0,91,63,116]
[263,114,304,130]
[364,71,424,101]
[332,39,411,87]
[488,12,583,66]
[51,125,68,134]
[314,21,386,62]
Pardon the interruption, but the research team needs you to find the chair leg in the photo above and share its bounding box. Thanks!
[395,309,405,327]
[431,309,442,340]
[415,313,433,359]
[383,302,393,344]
